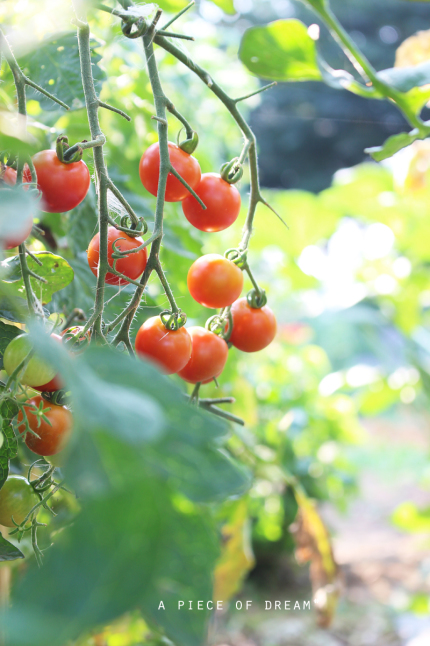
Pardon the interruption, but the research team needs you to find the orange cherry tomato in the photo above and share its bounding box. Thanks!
[139,142,201,202]
[31,149,90,213]
[135,316,192,375]
[230,298,277,352]
[17,395,73,456]
[177,327,228,384]
[187,254,243,309]
[87,226,148,286]
[182,173,241,232]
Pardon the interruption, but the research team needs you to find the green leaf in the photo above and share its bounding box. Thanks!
[0,396,18,491]
[0,532,24,562]
[365,129,422,161]
[239,20,322,82]
[0,320,22,370]
[377,60,430,92]
[3,252,74,304]
[18,32,106,112]
[318,58,377,98]
[209,0,236,14]
[1,329,249,646]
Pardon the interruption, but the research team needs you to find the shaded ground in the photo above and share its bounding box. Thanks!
[210,409,430,646]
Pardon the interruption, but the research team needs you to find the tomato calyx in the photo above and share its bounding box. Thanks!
[119,214,148,238]
[159,309,187,331]
[41,389,70,407]
[220,157,243,184]
[177,128,199,155]
[205,313,232,343]
[56,134,84,164]
[246,287,268,309]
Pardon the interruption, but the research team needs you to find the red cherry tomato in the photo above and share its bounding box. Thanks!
[230,298,277,352]
[1,166,18,186]
[31,149,90,213]
[87,226,148,286]
[139,142,201,202]
[177,327,228,384]
[3,215,33,250]
[187,254,243,309]
[182,173,241,232]
[135,316,192,375]
[17,395,73,456]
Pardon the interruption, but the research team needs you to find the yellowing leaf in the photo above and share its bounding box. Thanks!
[213,499,255,603]
[292,487,339,628]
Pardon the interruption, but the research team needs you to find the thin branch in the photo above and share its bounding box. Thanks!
[157,30,194,41]
[234,82,277,104]
[160,1,195,30]
[98,100,131,121]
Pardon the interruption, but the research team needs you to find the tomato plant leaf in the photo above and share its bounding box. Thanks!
[209,0,236,15]
[0,532,24,562]
[3,252,74,304]
[18,32,106,112]
[0,320,22,370]
[0,395,19,490]
[365,129,423,161]
[239,20,322,81]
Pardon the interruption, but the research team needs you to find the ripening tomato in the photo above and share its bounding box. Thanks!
[18,395,73,456]
[2,215,33,250]
[87,226,148,286]
[182,173,241,232]
[230,298,277,352]
[187,254,243,309]
[177,327,228,384]
[33,334,64,392]
[1,166,18,186]
[135,316,192,374]
[0,475,39,527]
[31,149,90,213]
[139,142,201,202]
[4,334,56,387]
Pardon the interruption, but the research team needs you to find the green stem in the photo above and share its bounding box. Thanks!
[72,5,110,341]
[311,2,425,131]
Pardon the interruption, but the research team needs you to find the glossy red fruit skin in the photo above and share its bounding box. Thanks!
[177,327,228,384]
[32,149,90,213]
[139,142,201,202]
[17,395,73,456]
[135,316,192,375]
[87,226,148,286]
[182,173,241,232]
[187,254,244,309]
[230,298,277,352]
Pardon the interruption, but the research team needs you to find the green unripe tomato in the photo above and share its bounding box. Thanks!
[0,475,39,527]
[3,334,56,387]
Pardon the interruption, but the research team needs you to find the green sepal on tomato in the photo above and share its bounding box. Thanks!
[0,475,39,528]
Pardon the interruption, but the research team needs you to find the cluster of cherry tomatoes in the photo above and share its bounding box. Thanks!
[127,141,276,383]
[0,140,277,491]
